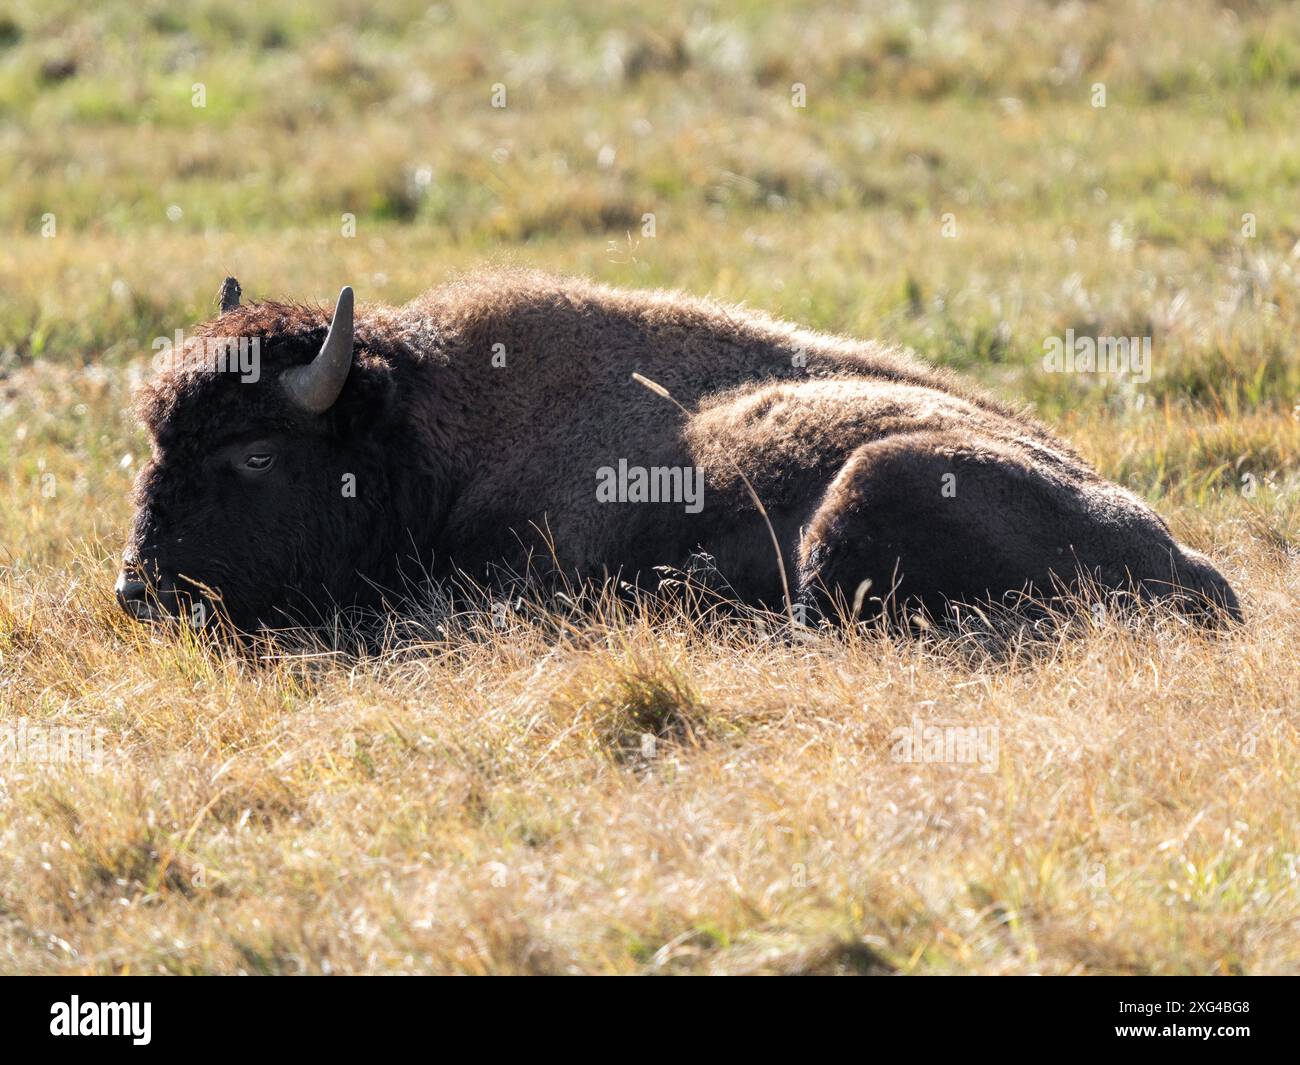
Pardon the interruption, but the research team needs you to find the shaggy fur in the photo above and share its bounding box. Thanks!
[121,269,1239,629]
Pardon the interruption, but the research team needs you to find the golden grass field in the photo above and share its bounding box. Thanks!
[2,0,1299,973]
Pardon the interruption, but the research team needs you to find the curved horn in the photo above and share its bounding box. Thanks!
[281,286,354,414]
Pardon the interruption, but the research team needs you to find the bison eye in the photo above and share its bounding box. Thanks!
[239,452,276,473]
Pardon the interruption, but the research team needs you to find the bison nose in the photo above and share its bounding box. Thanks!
[115,569,158,621]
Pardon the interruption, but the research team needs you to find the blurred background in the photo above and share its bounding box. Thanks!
[2,0,1299,559]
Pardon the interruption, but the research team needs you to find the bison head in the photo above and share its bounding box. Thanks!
[117,280,404,631]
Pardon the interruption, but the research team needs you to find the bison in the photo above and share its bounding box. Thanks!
[116,270,1239,631]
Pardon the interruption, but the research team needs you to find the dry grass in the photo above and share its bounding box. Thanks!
[2,0,1300,973]
[2,558,1297,974]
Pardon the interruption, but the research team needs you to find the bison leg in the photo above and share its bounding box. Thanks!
[794,430,1239,625]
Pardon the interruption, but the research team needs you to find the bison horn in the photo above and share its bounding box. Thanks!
[281,286,355,414]
[219,276,241,313]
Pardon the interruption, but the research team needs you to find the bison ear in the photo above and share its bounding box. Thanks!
[328,354,396,439]
[219,276,241,313]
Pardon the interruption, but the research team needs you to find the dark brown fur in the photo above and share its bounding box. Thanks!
[121,269,1239,629]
